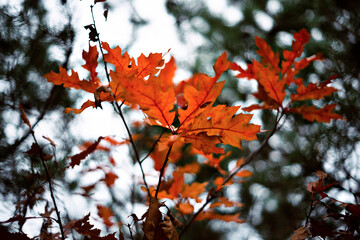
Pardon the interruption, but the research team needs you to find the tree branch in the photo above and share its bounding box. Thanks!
[90,5,150,196]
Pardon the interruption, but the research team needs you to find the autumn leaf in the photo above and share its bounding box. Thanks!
[282,28,311,75]
[195,211,245,223]
[67,213,116,240]
[210,196,243,208]
[110,73,176,129]
[289,104,343,123]
[44,44,115,114]
[142,197,163,240]
[69,137,104,167]
[181,182,207,200]
[159,215,179,240]
[176,201,194,215]
[181,133,224,155]
[255,36,280,71]
[291,82,338,102]
[290,226,309,240]
[253,60,285,105]
[97,205,114,227]
[236,170,253,178]
[182,105,260,151]
[19,104,32,130]
[177,52,230,130]
[104,171,118,187]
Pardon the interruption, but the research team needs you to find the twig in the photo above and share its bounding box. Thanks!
[89,5,150,196]
[155,144,173,198]
[180,111,285,237]
[140,129,166,163]
[28,130,65,240]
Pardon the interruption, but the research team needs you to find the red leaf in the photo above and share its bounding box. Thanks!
[69,137,105,167]
[82,43,99,83]
[289,104,343,123]
[182,105,260,151]
[104,171,118,187]
[291,82,337,102]
[177,52,230,130]
[97,205,114,227]
[255,36,280,71]
[67,213,116,240]
[253,61,285,105]
[196,211,245,223]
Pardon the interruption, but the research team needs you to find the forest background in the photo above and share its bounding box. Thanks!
[0,0,359,239]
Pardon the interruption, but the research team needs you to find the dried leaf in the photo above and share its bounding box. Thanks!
[69,137,104,167]
[290,226,309,240]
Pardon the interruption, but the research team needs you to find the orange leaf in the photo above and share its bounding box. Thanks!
[159,57,176,91]
[102,42,135,77]
[255,36,280,71]
[230,62,255,79]
[289,104,343,123]
[253,61,285,105]
[177,52,230,130]
[64,100,95,114]
[168,171,184,199]
[110,73,175,130]
[135,52,164,78]
[183,105,260,150]
[210,197,243,208]
[195,211,245,223]
[291,82,337,102]
[236,170,253,178]
[44,67,101,94]
[176,201,194,215]
[181,133,224,155]
[181,182,207,200]
[97,205,114,227]
[282,29,310,75]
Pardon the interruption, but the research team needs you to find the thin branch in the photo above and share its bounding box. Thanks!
[155,144,173,198]
[29,130,65,240]
[180,110,285,237]
[90,5,150,195]
[140,129,166,163]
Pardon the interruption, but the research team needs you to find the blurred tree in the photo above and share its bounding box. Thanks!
[0,0,76,229]
[166,0,360,238]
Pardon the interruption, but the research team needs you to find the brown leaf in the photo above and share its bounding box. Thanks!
[290,226,309,240]
[159,215,179,240]
[69,137,105,168]
[19,104,32,130]
[143,197,163,240]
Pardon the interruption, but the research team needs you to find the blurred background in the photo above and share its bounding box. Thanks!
[1,0,359,239]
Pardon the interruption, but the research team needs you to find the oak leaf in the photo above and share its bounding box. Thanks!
[69,137,104,167]
[183,105,260,151]
[177,52,230,130]
[289,104,343,123]
[195,211,245,223]
[291,82,338,102]
[255,36,280,71]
